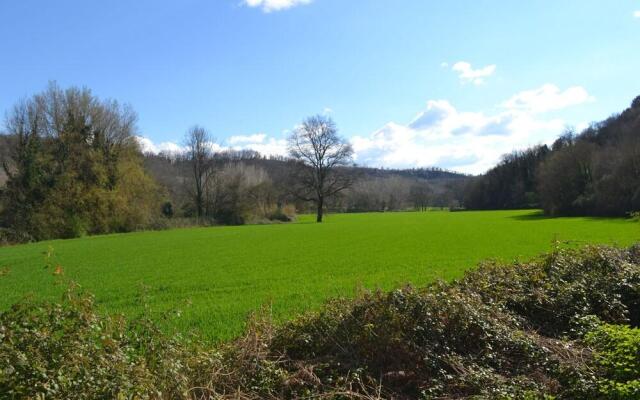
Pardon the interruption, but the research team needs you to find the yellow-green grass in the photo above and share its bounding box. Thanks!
[0,210,638,341]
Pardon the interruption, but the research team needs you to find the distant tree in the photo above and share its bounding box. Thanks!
[287,115,353,222]
[205,163,273,225]
[409,182,432,211]
[184,126,214,218]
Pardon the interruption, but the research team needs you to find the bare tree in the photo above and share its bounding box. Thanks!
[185,125,214,218]
[287,115,354,222]
[409,182,432,211]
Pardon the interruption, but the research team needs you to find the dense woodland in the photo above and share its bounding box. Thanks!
[1,85,639,242]
[463,95,640,216]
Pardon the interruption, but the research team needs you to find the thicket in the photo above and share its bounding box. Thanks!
[0,83,162,242]
[1,244,639,399]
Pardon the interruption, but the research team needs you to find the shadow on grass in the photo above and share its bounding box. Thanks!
[509,210,635,224]
[508,210,554,221]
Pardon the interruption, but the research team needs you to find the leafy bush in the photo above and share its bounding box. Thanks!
[585,324,640,399]
[0,283,220,399]
[1,243,639,399]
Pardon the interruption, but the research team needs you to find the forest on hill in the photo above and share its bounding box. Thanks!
[463,96,640,216]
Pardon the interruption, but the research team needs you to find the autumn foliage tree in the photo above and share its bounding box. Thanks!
[0,83,161,240]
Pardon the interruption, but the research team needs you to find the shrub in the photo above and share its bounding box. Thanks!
[272,287,560,398]
[268,208,293,222]
[0,228,34,246]
[0,284,220,399]
[271,244,640,398]
[585,324,640,399]
[162,201,174,218]
[459,244,640,335]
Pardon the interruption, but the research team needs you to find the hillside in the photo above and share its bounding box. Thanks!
[464,95,640,216]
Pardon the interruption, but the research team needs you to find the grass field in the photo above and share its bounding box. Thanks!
[0,210,638,341]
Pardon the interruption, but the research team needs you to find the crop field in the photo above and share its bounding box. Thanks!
[0,210,638,341]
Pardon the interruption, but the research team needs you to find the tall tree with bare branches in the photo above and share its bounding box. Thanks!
[185,125,214,218]
[287,115,353,222]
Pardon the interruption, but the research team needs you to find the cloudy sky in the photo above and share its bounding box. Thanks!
[1,1,639,174]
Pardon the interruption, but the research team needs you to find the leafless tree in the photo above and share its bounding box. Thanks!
[409,182,432,211]
[287,115,353,222]
[185,125,214,218]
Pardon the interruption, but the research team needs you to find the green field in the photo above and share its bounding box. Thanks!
[0,210,638,340]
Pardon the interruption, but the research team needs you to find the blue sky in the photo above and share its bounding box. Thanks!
[1,0,639,173]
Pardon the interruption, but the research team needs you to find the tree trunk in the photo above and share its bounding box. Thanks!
[195,187,203,218]
[316,197,324,223]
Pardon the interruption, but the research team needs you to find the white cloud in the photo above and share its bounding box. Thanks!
[502,84,594,113]
[137,133,287,158]
[451,61,496,85]
[227,134,288,157]
[228,133,267,145]
[136,136,185,154]
[243,0,312,12]
[351,107,561,174]
[137,85,592,175]
[634,10,640,18]
[350,84,593,174]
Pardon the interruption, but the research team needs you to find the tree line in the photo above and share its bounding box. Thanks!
[463,95,640,216]
[4,84,636,243]
[144,122,466,225]
[1,84,466,242]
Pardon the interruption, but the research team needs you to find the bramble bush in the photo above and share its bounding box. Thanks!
[0,283,221,399]
[1,243,639,399]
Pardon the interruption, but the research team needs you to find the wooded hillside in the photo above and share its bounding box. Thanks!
[464,95,640,216]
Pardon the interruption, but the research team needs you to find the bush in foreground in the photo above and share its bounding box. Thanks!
[1,244,639,399]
